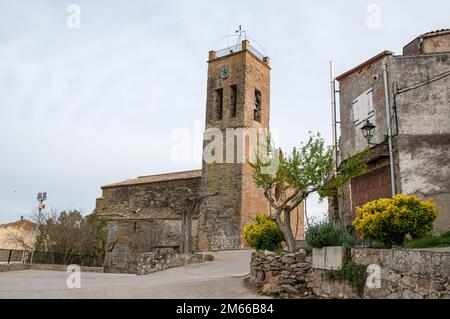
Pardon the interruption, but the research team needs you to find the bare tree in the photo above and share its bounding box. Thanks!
[6,231,33,252]
[29,209,106,265]
[178,188,218,254]
[5,213,42,253]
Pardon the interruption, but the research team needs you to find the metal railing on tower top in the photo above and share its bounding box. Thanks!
[214,42,265,61]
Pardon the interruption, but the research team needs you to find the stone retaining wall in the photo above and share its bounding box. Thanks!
[136,248,214,276]
[0,263,29,272]
[314,249,450,299]
[29,264,104,273]
[249,248,450,299]
[0,263,104,273]
[248,250,314,298]
[353,248,450,299]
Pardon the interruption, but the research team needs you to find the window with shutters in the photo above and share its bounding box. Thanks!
[352,88,374,126]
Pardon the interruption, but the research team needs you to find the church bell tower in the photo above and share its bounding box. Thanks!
[198,39,272,250]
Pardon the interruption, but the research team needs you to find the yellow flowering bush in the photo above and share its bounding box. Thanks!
[243,215,284,251]
[353,195,438,248]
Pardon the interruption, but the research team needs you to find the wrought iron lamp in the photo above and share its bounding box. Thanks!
[361,120,376,143]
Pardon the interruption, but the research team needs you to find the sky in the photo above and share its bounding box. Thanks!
[0,0,448,224]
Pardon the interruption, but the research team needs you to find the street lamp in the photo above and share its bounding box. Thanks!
[361,120,377,144]
[29,192,47,264]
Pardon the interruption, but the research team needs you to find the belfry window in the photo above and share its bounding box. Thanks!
[254,89,262,122]
[215,88,224,120]
[230,84,237,118]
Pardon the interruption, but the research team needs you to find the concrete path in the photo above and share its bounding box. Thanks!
[0,250,266,299]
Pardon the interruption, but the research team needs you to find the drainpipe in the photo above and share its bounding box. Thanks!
[383,64,396,196]
[330,61,338,177]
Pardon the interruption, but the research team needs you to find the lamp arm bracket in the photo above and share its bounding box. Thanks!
[368,141,389,147]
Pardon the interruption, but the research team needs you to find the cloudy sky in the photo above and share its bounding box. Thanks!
[0,0,448,224]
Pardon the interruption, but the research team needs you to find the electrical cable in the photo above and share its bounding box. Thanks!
[396,70,450,95]
[392,69,450,138]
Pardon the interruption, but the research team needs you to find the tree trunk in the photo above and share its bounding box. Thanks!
[181,209,192,254]
[274,210,297,253]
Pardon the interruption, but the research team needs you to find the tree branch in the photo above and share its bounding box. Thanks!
[280,189,301,210]
[263,187,280,213]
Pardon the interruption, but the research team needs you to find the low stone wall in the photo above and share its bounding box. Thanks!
[0,263,103,273]
[248,250,314,298]
[29,264,104,273]
[312,269,360,298]
[0,263,29,272]
[136,248,214,276]
[249,248,450,299]
[353,248,450,299]
[313,248,450,299]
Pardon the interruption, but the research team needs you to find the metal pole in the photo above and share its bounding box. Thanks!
[383,64,396,196]
[330,61,338,176]
[29,202,42,264]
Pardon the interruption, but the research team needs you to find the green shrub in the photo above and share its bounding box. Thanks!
[243,215,284,251]
[353,195,439,248]
[305,222,359,249]
[405,230,450,249]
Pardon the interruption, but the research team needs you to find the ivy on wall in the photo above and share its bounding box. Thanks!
[325,250,367,296]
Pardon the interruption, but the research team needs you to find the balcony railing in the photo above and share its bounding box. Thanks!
[214,42,265,61]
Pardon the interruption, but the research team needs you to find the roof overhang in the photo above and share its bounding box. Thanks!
[336,50,394,82]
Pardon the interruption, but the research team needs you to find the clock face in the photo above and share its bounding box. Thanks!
[219,66,230,79]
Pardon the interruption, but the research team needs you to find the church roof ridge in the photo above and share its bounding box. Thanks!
[101,169,202,188]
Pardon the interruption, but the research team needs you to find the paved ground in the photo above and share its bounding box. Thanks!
[0,250,266,299]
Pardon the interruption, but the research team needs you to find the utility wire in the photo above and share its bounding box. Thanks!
[391,69,450,137]
[396,70,450,95]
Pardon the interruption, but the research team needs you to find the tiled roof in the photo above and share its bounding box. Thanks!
[101,169,202,188]
[336,50,394,81]
[423,29,450,37]
[0,219,35,231]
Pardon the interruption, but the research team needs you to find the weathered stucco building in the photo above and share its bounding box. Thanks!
[0,218,35,263]
[96,39,304,273]
[332,30,450,233]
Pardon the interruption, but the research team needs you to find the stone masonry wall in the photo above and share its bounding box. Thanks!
[250,248,450,299]
[314,248,450,299]
[97,176,202,273]
[136,248,213,276]
[0,263,29,272]
[352,248,450,299]
[249,250,314,298]
[0,263,103,273]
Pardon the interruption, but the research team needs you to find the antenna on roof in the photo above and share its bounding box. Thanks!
[235,25,247,46]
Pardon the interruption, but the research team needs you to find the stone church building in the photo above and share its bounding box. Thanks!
[96,40,305,273]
